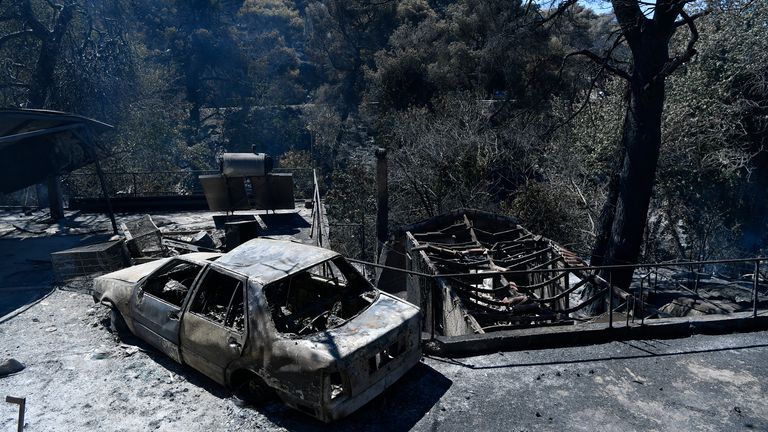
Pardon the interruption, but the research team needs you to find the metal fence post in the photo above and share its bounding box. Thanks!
[6,396,25,432]
[639,271,645,326]
[431,276,437,340]
[754,259,760,319]
[608,272,613,329]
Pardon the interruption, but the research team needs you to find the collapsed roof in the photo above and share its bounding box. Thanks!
[379,209,594,336]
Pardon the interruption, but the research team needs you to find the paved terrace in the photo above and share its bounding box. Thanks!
[0,288,767,431]
[0,208,766,431]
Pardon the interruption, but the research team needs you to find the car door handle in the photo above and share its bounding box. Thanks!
[168,311,180,321]
[228,338,241,349]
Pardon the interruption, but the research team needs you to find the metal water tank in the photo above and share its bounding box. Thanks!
[221,153,273,177]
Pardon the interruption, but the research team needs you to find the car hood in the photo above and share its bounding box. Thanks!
[97,258,170,283]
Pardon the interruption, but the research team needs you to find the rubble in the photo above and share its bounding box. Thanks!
[381,210,593,336]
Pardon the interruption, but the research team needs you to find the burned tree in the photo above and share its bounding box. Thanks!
[572,0,706,302]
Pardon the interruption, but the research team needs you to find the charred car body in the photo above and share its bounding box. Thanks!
[93,239,421,422]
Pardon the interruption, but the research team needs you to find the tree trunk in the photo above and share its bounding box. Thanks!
[596,29,671,290]
[26,5,74,108]
[590,0,683,294]
[583,148,622,315]
[740,150,768,254]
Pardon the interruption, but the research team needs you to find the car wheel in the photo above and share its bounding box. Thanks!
[233,374,272,407]
[110,309,129,337]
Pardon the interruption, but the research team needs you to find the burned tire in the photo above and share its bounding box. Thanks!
[109,309,129,337]
[232,373,272,407]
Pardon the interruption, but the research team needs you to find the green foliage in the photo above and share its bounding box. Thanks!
[278,150,312,169]
[1,0,764,263]
[657,1,768,258]
[324,160,376,259]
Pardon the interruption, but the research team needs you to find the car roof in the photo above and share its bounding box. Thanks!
[210,238,339,286]
[179,252,222,263]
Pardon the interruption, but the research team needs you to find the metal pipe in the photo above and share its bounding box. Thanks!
[82,127,118,235]
[349,256,768,279]
[626,296,630,327]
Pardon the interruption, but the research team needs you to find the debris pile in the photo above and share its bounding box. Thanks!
[401,211,592,336]
[51,214,227,289]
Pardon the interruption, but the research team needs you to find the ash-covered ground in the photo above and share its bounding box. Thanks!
[2,209,768,431]
[2,288,767,432]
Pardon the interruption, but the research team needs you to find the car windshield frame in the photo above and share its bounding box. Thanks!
[261,256,378,336]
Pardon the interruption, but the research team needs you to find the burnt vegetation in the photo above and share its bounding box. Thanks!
[1,0,766,269]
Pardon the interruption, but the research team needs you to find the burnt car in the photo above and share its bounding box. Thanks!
[92,239,421,422]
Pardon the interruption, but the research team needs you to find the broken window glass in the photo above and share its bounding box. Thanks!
[263,257,377,336]
[190,269,245,332]
[143,260,201,306]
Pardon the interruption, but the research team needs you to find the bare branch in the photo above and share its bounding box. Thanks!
[0,83,31,89]
[535,0,578,28]
[565,50,631,80]
[659,9,699,79]
[674,9,709,27]
[0,29,36,47]
[20,0,50,36]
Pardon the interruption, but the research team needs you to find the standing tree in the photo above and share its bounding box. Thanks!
[577,0,706,292]
[0,0,132,114]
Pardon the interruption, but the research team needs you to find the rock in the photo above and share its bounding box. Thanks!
[0,358,25,377]
[45,326,57,332]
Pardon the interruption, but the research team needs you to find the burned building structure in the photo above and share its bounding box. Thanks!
[377,210,597,337]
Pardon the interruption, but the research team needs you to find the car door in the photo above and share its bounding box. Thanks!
[179,266,248,385]
[131,259,204,363]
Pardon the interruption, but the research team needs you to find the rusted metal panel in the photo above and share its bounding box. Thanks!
[0,109,113,193]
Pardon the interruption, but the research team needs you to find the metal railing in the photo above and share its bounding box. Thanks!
[61,168,316,200]
[61,170,217,199]
[308,169,327,248]
[348,256,767,338]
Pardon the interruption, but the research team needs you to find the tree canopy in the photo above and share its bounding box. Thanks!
[0,0,765,264]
